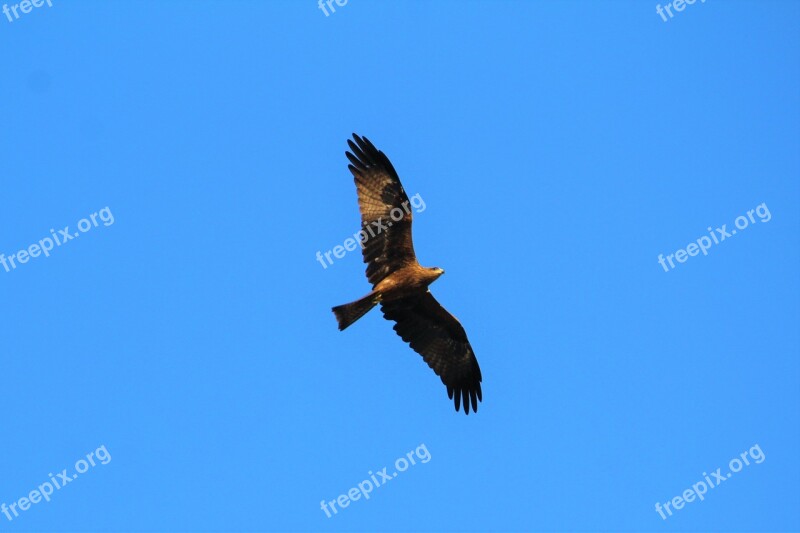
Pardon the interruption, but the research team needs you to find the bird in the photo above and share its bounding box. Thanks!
[332,134,483,414]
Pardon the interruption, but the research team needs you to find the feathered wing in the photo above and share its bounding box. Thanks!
[381,292,483,414]
[346,134,417,286]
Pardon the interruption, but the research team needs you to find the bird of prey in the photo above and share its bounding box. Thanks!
[332,134,483,414]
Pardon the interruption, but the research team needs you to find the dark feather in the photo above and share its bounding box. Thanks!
[381,292,483,414]
[346,134,417,286]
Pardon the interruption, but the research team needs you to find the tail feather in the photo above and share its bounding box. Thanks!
[332,293,379,331]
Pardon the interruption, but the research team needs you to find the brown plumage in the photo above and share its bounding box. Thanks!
[332,134,483,415]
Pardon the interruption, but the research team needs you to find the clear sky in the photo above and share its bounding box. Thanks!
[1,1,798,531]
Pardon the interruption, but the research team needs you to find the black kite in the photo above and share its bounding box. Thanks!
[332,134,483,414]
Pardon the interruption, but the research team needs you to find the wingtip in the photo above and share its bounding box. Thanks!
[348,133,374,154]
[449,384,481,415]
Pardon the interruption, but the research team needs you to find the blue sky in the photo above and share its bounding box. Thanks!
[1,1,798,531]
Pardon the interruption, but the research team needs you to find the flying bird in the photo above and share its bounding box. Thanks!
[332,134,483,414]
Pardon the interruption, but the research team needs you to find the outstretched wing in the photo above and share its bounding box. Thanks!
[346,134,417,286]
[381,292,483,414]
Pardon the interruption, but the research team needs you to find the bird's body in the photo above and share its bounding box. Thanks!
[374,264,443,301]
[332,134,483,414]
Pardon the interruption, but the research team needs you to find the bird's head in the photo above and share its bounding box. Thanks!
[430,267,445,278]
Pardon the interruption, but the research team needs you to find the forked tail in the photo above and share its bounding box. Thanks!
[332,292,380,331]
